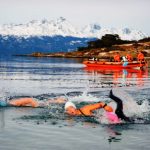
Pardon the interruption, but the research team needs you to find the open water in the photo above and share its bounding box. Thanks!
[0,56,150,150]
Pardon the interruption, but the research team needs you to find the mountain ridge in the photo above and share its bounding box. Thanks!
[0,17,148,41]
[0,35,94,55]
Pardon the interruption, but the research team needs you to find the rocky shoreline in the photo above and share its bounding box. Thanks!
[17,41,150,62]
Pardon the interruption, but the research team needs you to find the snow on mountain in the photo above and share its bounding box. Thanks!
[0,17,80,37]
[81,24,147,40]
[0,17,147,40]
[82,23,101,35]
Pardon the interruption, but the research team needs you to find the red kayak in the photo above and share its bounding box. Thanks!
[83,60,148,69]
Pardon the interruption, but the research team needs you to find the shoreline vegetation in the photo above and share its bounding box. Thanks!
[16,34,150,61]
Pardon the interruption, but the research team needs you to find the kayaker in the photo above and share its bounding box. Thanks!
[114,52,121,62]
[122,56,128,66]
[0,97,67,107]
[122,56,128,62]
[137,51,145,62]
[126,53,133,62]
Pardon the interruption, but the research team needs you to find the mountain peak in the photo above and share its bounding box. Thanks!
[84,23,101,30]
[122,28,131,34]
[57,17,66,23]
[90,23,101,30]
[0,18,147,40]
[41,19,49,24]
[29,20,39,24]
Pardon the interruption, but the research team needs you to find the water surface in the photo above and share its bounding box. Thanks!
[0,56,150,150]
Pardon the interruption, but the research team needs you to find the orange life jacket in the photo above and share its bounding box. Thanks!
[137,53,144,61]
[126,54,132,61]
[114,54,121,62]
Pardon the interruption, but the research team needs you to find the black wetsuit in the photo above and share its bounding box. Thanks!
[109,89,131,122]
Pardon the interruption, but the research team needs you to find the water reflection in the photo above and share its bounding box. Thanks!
[84,67,149,87]
[0,109,5,131]
[106,126,122,143]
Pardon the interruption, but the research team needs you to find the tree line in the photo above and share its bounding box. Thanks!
[77,34,150,51]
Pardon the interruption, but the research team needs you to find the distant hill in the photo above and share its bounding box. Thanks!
[0,35,94,55]
[78,34,135,51]
[33,34,150,59]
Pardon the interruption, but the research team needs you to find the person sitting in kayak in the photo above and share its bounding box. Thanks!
[137,51,145,62]
[114,52,121,62]
[126,53,133,62]
[64,101,113,116]
[0,97,67,107]
[122,56,128,67]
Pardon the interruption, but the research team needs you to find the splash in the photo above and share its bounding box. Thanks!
[111,88,150,117]
[1,90,150,125]
[66,91,103,102]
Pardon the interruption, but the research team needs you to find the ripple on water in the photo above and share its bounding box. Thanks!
[0,57,150,150]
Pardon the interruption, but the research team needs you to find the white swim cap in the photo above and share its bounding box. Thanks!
[64,101,76,110]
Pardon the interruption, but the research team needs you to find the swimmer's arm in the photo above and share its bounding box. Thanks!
[8,98,39,107]
[46,98,67,104]
[81,102,105,112]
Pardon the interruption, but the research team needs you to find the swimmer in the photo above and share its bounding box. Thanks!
[0,97,67,107]
[0,90,134,124]
[109,89,131,122]
[64,89,133,124]
[100,89,132,124]
[64,101,113,116]
[90,89,132,124]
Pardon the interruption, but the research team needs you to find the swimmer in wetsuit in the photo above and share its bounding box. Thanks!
[109,89,131,122]
[64,89,132,123]
[0,97,67,107]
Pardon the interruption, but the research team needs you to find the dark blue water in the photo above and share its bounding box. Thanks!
[0,56,150,150]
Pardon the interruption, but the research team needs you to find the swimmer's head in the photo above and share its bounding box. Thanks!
[65,101,76,110]
[64,101,77,116]
[105,112,120,124]
[0,100,7,107]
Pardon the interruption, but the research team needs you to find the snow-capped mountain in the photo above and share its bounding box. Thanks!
[0,17,148,56]
[0,17,147,40]
[81,24,147,41]
[0,17,81,37]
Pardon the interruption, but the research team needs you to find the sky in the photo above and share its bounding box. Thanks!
[0,0,149,35]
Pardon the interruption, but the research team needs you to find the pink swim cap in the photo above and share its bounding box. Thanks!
[105,112,120,124]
